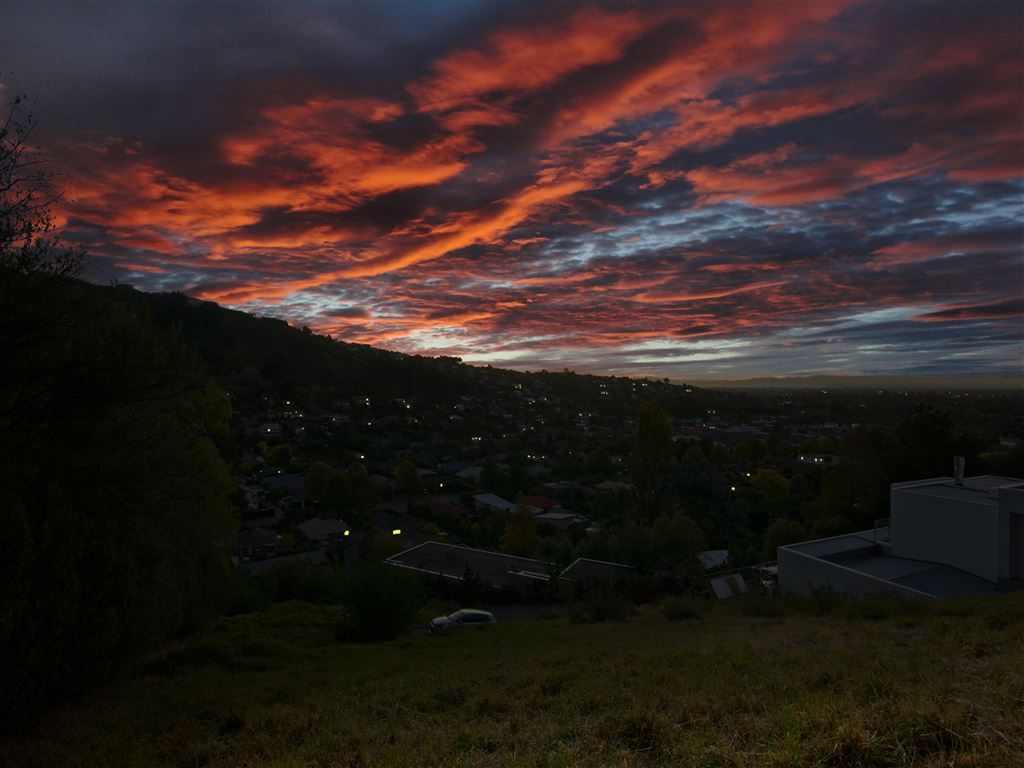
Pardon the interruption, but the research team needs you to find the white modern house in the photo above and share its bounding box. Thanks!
[779,465,1024,598]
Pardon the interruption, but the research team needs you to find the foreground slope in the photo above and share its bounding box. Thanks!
[3,597,1022,768]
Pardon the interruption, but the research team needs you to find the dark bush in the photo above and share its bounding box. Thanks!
[256,560,347,605]
[335,564,423,642]
[569,590,631,623]
[727,595,787,618]
[663,596,703,621]
[221,570,269,615]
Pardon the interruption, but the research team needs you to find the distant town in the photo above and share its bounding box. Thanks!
[218,306,1023,597]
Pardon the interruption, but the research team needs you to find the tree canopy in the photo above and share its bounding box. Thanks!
[0,97,235,718]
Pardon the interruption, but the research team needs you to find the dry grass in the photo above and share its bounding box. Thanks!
[3,595,1022,767]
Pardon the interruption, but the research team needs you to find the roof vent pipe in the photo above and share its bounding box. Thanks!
[954,456,965,486]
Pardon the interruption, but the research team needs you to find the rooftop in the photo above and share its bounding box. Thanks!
[561,558,637,581]
[297,517,349,540]
[780,530,1019,597]
[892,474,1024,505]
[386,541,553,588]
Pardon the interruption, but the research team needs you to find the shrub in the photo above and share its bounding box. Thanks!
[568,591,631,624]
[663,596,703,621]
[221,570,268,615]
[256,560,347,605]
[728,595,786,618]
[335,564,422,642]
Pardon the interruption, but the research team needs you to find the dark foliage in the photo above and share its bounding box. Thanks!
[1,100,234,717]
[335,564,423,642]
[0,277,236,718]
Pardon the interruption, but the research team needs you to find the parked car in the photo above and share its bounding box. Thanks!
[429,609,497,633]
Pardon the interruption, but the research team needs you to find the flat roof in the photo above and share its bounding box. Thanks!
[783,532,877,559]
[561,558,636,581]
[781,532,1013,597]
[386,541,553,588]
[891,565,1001,597]
[893,475,1023,505]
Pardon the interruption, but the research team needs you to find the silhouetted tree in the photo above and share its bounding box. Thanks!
[0,98,233,718]
[629,401,674,522]
[395,459,422,494]
[500,507,537,556]
[0,94,83,281]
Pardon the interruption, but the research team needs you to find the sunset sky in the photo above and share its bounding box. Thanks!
[3,0,1022,378]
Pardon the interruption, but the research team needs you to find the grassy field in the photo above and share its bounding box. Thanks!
[3,595,1023,768]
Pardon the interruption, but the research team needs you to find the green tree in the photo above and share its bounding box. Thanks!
[336,564,422,642]
[709,443,731,467]
[585,447,614,477]
[1,99,233,716]
[480,459,505,491]
[346,463,378,521]
[749,469,790,500]
[629,401,674,522]
[267,444,291,468]
[1,285,235,717]
[607,513,705,571]
[305,461,350,513]
[766,433,792,459]
[762,518,806,561]
[799,437,820,455]
[682,444,708,464]
[395,459,423,495]
[500,509,538,557]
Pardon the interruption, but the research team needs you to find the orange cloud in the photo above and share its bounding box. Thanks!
[869,231,1022,267]
[409,7,655,126]
[222,97,480,202]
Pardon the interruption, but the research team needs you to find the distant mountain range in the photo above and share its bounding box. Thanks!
[686,374,1022,392]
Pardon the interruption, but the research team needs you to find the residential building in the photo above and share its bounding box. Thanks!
[560,558,636,582]
[473,493,518,514]
[385,541,553,589]
[296,516,350,544]
[779,471,1024,598]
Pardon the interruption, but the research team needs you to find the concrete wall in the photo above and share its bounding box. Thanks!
[778,546,928,598]
[890,489,999,582]
[1000,488,1024,580]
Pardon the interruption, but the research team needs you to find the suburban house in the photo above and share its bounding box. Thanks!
[296,516,350,544]
[595,480,632,494]
[521,495,561,510]
[386,542,636,589]
[233,527,280,559]
[456,466,483,483]
[370,509,423,545]
[421,498,468,518]
[778,469,1024,598]
[385,541,554,589]
[560,558,636,582]
[534,510,589,530]
[262,473,305,500]
[473,493,519,514]
[241,548,327,577]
